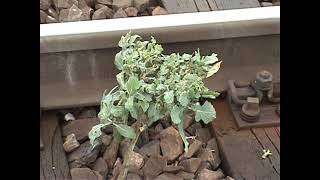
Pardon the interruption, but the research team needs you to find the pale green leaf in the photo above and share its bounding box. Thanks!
[115,124,136,139]
[140,101,149,112]
[206,61,222,78]
[164,90,174,104]
[148,103,161,123]
[116,73,126,89]
[203,53,219,65]
[125,96,134,111]
[126,76,140,95]
[178,122,189,152]
[114,52,123,70]
[178,92,190,107]
[113,126,124,143]
[111,106,126,117]
[170,105,183,124]
[194,101,216,124]
[89,123,111,149]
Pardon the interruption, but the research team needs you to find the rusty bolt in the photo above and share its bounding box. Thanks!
[240,97,260,122]
[253,70,273,91]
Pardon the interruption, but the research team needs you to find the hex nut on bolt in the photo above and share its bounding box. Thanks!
[253,70,273,91]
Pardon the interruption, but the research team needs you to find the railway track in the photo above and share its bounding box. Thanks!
[40,5,280,180]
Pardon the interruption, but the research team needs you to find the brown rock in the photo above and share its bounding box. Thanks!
[100,134,112,153]
[124,7,138,17]
[142,155,167,176]
[113,8,128,18]
[54,0,78,9]
[112,158,122,178]
[103,139,119,167]
[154,123,163,134]
[40,0,51,10]
[133,0,149,12]
[62,118,99,142]
[128,152,144,171]
[139,140,160,157]
[40,10,47,23]
[93,170,104,180]
[79,0,89,9]
[197,169,225,180]
[261,2,273,6]
[80,6,94,20]
[196,162,212,175]
[147,6,155,14]
[137,130,149,148]
[176,171,195,179]
[163,165,184,173]
[226,176,235,180]
[102,125,113,134]
[95,3,105,10]
[197,148,217,169]
[82,148,100,165]
[184,139,202,158]
[144,175,157,180]
[179,158,202,173]
[206,138,221,170]
[112,0,133,9]
[160,119,171,129]
[152,6,168,16]
[126,173,142,180]
[91,157,108,177]
[92,6,114,19]
[155,173,183,180]
[195,128,211,143]
[186,122,202,135]
[97,0,112,6]
[160,127,184,161]
[119,140,139,158]
[78,108,97,119]
[85,0,96,7]
[46,15,58,23]
[67,141,91,162]
[184,113,194,129]
[70,168,97,180]
[69,160,85,169]
[63,133,80,153]
[47,7,58,19]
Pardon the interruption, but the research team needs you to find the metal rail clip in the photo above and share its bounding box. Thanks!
[227,70,280,130]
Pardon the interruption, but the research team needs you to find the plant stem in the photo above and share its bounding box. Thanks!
[117,122,145,180]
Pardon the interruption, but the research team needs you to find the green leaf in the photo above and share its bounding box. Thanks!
[126,76,140,95]
[206,61,222,78]
[164,90,174,104]
[170,105,184,124]
[201,91,220,99]
[148,103,161,123]
[125,96,134,111]
[178,122,189,152]
[113,126,124,143]
[203,53,219,65]
[115,124,136,139]
[89,123,111,149]
[116,73,126,89]
[135,92,152,102]
[140,101,149,112]
[115,52,123,70]
[194,101,216,124]
[111,106,126,117]
[178,92,190,107]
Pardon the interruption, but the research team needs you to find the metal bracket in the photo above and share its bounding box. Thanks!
[227,70,280,130]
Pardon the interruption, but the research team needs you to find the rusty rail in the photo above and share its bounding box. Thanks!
[40,7,280,110]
